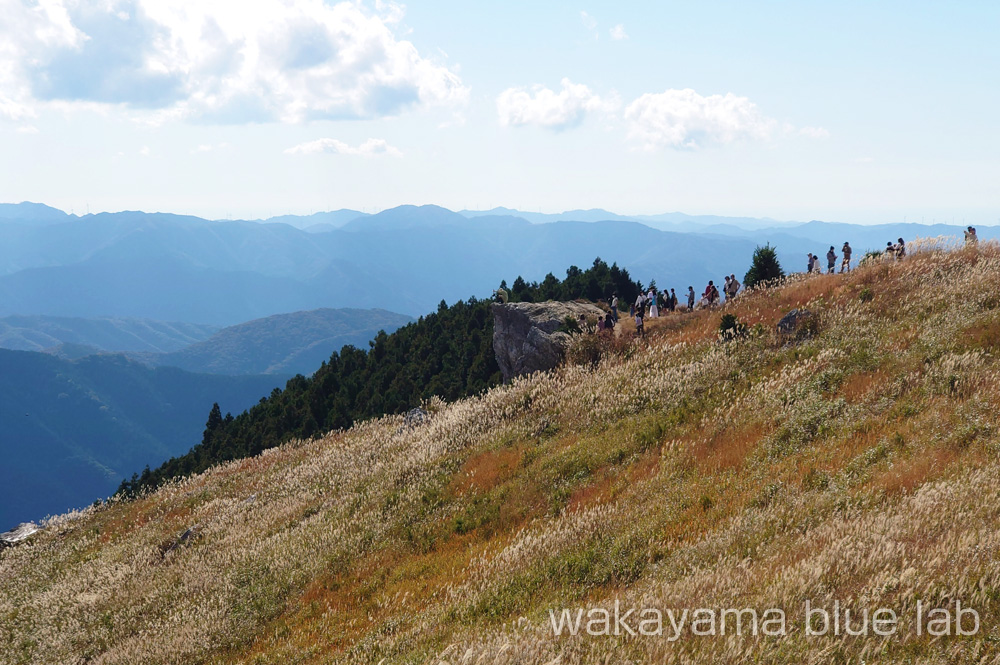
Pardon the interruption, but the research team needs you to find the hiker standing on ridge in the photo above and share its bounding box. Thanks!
[649,288,659,318]
[826,246,837,274]
[634,291,646,318]
[840,242,852,272]
[807,253,816,273]
[723,276,732,303]
[965,227,978,245]
[669,288,678,312]
[727,274,741,300]
[687,286,695,311]
[895,238,906,259]
[611,294,619,322]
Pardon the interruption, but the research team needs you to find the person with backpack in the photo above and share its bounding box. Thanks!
[826,246,837,274]
[840,242,852,273]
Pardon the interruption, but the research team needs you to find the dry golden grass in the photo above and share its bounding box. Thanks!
[4,239,1000,664]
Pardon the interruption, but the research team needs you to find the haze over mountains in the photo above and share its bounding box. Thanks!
[0,349,284,529]
[1,200,992,528]
[0,306,412,528]
[2,201,989,326]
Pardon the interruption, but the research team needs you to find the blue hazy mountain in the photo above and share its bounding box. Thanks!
[341,204,469,232]
[252,209,367,231]
[141,308,413,376]
[0,202,992,324]
[0,315,217,353]
[0,349,286,529]
[0,202,70,224]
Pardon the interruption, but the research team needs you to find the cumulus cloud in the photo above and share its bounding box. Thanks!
[609,24,628,40]
[0,0,466,123]
[624,88,776,150]
[284,137,402,157]
[497,78,618,130]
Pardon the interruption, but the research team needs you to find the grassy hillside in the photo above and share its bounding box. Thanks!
[4,240,1000,664]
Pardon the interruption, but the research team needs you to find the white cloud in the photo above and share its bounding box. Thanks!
[798,126,830,139]
[609,24,628,40]
[580,11,598,31]
[624,88,777,150]
[0,0,467,124]
[139,145,150,156]
[284,137,402,157]
[16,124,39,134]
[855,156,875,163]
[497,78,618,130]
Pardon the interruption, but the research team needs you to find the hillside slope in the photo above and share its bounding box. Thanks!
[3,241,1000,664]
[143,308,413,376]
[0,314,217,353]
[0,351,284,529]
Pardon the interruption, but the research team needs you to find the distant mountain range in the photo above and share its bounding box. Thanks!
[0,202,991,326]
[0,349,286,529]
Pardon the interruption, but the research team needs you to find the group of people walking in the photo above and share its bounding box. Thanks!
[807,242,854,274]
[501,230,945,340]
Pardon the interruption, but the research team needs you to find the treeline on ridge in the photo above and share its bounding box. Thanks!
[119,258,643,495]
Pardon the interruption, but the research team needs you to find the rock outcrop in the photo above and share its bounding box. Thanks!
[492,301,605,382]
[777,308,816,338]
[0,522,39,549]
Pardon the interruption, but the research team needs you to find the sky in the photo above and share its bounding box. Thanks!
[0,0,997,224]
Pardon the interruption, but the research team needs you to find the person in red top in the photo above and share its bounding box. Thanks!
[703,280,719,306]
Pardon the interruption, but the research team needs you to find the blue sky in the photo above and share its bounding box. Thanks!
[0,0,997,224]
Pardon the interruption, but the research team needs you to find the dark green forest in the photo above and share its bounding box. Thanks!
[120,258,642,494]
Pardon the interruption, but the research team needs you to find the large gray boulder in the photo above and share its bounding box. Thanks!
[492,301,605,382]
